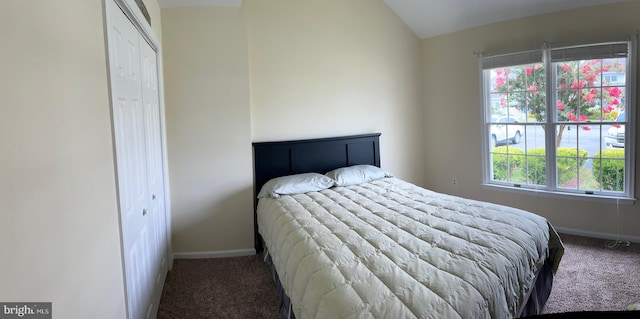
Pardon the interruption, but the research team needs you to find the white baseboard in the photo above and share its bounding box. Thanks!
[169,227,640,260]
[555,226,640,244]
[173,248,256,259]
[158,0,242,8]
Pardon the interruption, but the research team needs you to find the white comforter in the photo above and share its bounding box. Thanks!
[257,177,563,319]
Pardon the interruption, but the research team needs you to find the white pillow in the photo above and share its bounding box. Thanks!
[257,173,335,199]
[325,164,392,187]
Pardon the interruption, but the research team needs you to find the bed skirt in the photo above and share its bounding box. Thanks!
[263,247,297,319]
[518,254,556,317]
[263,245,556,319]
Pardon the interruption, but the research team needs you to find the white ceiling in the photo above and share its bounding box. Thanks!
[382,0,637,39]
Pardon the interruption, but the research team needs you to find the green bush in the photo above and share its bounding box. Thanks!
[492,146,524,181]
[592,149,625,191]
[492,147,588,185]
[525,148,588,185]
[556,148,589,185]
[524,148,546,185]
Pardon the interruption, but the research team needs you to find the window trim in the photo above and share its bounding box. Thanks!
[479,37,637,202]
[481,183,636,205]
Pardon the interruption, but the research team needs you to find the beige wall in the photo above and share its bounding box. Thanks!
[143,0,162,42]
[162,7,254,253]
[422,2,640,240]
[246,0,425,183]
[160,0,424,254]
[0,0,156,317]
[4,2,638,316]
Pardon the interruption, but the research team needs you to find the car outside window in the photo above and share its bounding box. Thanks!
[490,116,523,148]
[605,112,625,149]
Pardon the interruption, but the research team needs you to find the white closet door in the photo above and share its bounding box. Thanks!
[106,1,167,318]
[140,35,169,315]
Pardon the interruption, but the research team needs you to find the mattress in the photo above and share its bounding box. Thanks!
[257,177,564,319]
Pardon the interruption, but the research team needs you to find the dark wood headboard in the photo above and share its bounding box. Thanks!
[252,133,381,251]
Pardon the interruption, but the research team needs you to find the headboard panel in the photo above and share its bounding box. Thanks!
[252,133,381,251]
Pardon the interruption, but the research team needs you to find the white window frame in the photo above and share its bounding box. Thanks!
[480,38,637,203]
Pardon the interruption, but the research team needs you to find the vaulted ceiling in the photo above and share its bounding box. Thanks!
[382,0,638,39]
[157,0,638,39]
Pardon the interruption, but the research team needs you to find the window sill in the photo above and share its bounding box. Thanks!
[481,183,637,205]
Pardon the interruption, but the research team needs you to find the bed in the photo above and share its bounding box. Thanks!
[252,133,564,319]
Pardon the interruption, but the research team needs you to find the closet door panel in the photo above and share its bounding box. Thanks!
[106,1,160,318]
[140,36,169,307]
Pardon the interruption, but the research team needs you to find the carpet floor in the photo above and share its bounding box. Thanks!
[157,233,640,318]
[157,254,280,319]
[541,234,640,314]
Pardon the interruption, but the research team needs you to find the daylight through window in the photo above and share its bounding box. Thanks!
[481,39,635,199]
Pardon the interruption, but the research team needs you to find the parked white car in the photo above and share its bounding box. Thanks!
[490,116,523,148]
[604,112,625,148]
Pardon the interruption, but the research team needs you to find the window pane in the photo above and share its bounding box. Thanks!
[592,154,625,192]
[556,124,589,189]
[602,59,626,121]
[530,63,545,90]
[557,158,579,189]
[511,91,526,111]
[506,125,544,153]
[581,88,601,121]
[591,59,604,86]
[524,125,546,151]
[579,60,600,88]
[552,54,628,195]
[483,42,632,197]
[557,124,577,150]
[490,145,524,182]
[508,67,523,90]
[491,63,545,123]
[603,58,626,85]
[604,115,626,149]
[490,120,524,145]
[577,125,604,191]
[525,63,546,123]
[556,89,572,122]
[577,124,598,156]
[603,87,625,120]
[489,93,509,120]
[520,126,546,186]
[489,68,508,91]
[525,91,546,123]
[556,62,577,89]
[490,123,545,186]
[526,153,546,185]
[490,115,524,183]
[510,154,527,183]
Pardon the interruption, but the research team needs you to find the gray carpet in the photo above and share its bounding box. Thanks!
[157,234,640,318]
[541,234,640,314]
[157,255,280,319]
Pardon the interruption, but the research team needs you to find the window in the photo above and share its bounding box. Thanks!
[481,39,635,200]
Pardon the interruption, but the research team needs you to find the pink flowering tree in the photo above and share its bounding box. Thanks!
[493,59,625,146]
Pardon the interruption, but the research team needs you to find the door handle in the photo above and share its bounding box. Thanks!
[143,209,148,216]
[152,194,156,200]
